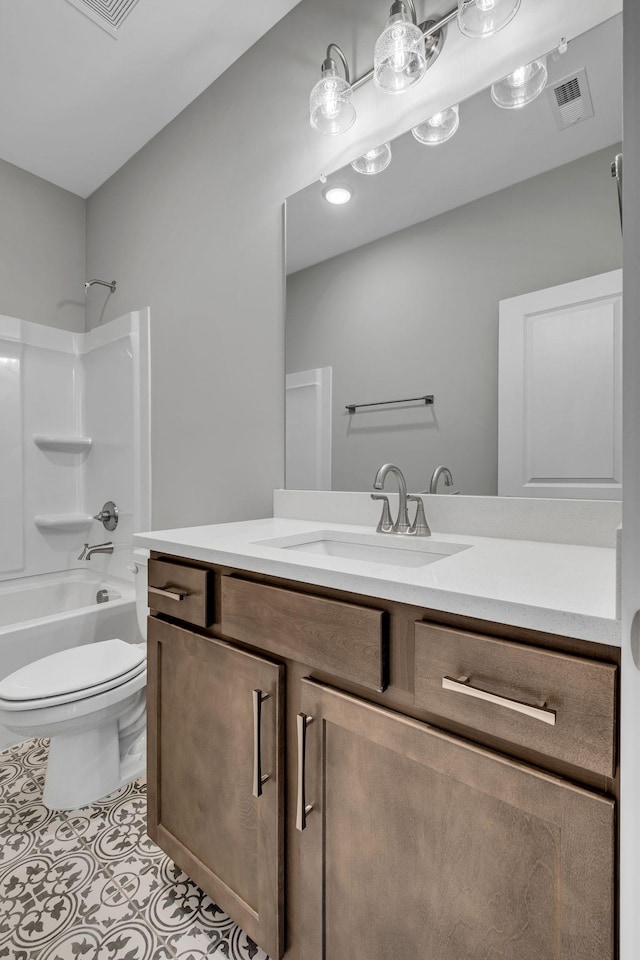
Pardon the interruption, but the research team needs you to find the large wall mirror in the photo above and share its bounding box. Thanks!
[285,14,622,499]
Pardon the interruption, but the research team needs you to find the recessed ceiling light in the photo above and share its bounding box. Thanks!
[323,185,353,205]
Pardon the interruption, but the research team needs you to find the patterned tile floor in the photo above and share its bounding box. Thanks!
[0,738,269,960]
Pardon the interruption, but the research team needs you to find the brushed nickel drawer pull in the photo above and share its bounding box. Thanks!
[149,585,188,602]
[296,713,314,831]
[253,689,270,798]
[442,675,556,726]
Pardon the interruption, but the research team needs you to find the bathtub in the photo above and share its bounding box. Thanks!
[0,569,138,750]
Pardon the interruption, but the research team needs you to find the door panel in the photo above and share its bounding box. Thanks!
[147,618,285,959]
[499,269,622,498]
[299,678,614,960]
[285,366,332,490]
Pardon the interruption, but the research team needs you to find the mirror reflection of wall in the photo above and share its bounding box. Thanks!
[285,15,622,497]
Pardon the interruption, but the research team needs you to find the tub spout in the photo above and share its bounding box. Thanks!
[78,542,114,560]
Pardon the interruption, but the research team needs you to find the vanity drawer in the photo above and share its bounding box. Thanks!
[220,576,386,691]
[414,622,617,778]
[148,558,214,628]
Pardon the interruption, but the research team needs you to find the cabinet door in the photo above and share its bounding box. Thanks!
[147,618,285,959]
[298,679,614,960]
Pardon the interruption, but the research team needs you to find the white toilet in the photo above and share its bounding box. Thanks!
[0,549,149,810]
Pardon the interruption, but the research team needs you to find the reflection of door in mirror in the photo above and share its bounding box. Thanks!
[499,270,622,499]
[285,16,622,498]
[285,367,332,490]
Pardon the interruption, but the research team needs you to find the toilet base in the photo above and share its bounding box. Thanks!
[44,723,146,810]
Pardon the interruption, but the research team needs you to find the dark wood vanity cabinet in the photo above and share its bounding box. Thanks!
[147,616,285,960]
[298,678,614,960]
[147,555,618,960]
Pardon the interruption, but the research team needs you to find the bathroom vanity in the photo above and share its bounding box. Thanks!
[137,508,619,960]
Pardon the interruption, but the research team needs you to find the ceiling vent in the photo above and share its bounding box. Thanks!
[64,0,143,38]
[546,68,595,131]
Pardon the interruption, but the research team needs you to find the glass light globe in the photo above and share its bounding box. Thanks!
[412,105,460,145]
[457,0,521,38]
[491,57,548,109]
[351,143,392,176]
[310,69,356,135]
[374,8,427,95]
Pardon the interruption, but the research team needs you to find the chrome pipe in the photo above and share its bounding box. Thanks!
[326,42,351,84]
[85,279,117,294]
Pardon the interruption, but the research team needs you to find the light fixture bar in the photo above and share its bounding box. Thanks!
[352,5,458,91]
[327,42,351,84]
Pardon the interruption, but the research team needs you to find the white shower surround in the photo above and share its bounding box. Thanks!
[0,309,150,585]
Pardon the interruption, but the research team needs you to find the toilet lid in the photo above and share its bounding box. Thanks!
[0,662,146,712]
[0,639,146,702]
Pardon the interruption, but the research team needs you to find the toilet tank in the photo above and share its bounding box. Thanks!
[132,549,149,641]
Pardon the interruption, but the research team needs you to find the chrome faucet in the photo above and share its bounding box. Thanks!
[372,463,411,534]
[78,541,114,561]
[428,465,459,495]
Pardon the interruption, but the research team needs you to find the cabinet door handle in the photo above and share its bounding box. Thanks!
[252,690,270,798]
[442,676,556,726]
[149,585,188,602]
[296,712,314,831]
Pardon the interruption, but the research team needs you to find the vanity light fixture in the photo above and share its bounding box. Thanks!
[374,0,428,95]
[322,184,353,204]
[351,143,393,175]
[310,44,356,136]
[412,104,460,144]
[310,0,524,138]
[457,0,521,40]
[491,56,548,109]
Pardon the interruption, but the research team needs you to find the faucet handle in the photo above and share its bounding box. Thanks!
[93,500,118,531]
[371,494,394,534]
[407,496,432,537]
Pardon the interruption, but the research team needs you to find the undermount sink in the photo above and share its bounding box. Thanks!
[254,530,471,568]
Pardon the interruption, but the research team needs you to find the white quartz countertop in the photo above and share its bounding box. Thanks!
[134,518,620,647]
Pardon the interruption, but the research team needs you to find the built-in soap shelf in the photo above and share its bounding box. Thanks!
[34,514,94,533]
[33,434,93,453]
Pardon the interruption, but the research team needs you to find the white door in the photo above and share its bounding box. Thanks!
[285,367,332,490]
[498,270,622,499]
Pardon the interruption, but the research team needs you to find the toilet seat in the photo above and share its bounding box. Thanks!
[0,639,146,710]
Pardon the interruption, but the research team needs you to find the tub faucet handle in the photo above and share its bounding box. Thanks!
[93,500,118,531]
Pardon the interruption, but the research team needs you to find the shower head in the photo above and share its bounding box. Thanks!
[85,278,117,295]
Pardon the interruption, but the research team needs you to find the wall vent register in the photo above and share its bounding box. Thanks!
[64,0,142,37]
[547,68,595,130]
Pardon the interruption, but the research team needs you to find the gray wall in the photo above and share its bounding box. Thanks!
[85,0,380,530]
[0,159,85,332]
[286,145,623,495]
